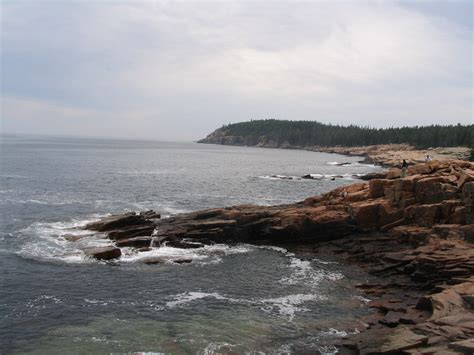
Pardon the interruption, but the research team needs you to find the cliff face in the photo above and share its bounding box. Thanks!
[75,159,474,353]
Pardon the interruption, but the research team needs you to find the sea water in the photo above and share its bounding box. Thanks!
[0,135,381,354]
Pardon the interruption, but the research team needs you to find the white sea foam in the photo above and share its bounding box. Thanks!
[280,256,343,287]
[257,245,288,254]
[260,293,326,321]
[201,342,237,355]
[16,216,112,264]
[167,290,326,321]
[120,243,252,265]
[166,292,236,308]
[25,295,63,310]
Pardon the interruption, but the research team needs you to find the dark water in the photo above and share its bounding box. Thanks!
[0,135,381,354]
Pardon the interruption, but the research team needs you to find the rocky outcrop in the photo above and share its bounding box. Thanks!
[74,159,474,353]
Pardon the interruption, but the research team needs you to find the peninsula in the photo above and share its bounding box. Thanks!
[198,120,474,167]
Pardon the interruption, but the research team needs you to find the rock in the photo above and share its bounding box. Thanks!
[360,172,388,180]
[460,224,474,242]
[379,328,429,353]
[142,256,193,265]
[449,339,474,353]
[165,240,204,249]
[379,311,404,328]
[387,168,402,179]
[139,210,161,219]
[350,201,380,229]
[408,163,433,175]
[84,246,121,260]
[345,189,369,202]
[457,170,474,188]
[405,204,439,227]
[115,237,152,248]
[107,225,156,240]
[86,213,151,232]
[369,179,391,198]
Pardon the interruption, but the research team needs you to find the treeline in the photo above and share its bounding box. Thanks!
[217,120,473,153]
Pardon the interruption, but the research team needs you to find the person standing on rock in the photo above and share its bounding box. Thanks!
[401,159,408,178]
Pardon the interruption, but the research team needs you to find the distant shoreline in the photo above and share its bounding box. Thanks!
[198,141,471,168]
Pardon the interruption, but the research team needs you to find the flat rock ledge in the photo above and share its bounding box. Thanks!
[77,160,474,353]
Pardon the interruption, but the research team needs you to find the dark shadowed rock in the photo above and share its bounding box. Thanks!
[115,237,152,248]
[84,246,121,260]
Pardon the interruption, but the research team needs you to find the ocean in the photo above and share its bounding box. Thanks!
[0,135,382,354]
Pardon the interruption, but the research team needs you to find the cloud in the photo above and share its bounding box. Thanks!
[1,0,472,139]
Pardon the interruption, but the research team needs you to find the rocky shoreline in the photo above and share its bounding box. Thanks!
[69,159,473,354]
[197,134,471,168]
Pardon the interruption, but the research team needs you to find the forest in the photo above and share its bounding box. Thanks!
[204,120,474,159]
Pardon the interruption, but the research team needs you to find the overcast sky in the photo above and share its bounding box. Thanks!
[1,0,472,141]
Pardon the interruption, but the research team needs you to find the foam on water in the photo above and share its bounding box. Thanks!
[166,291,326,322]
[260,293,326,321]
[14,214,254,265]
[15,216,111,264]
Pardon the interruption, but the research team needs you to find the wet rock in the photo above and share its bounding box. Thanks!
[139,210,161,219]
[107,225,155,240]
[449,339,474,353]
[164,240,205,249]
[115,237,152,248]
[84,246,121,260]
[142,257,193,265]
[86,213,151,232]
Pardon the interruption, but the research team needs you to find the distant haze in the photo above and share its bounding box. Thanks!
[1,0,472,141]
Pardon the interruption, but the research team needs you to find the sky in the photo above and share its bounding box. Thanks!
[1,0,472,141]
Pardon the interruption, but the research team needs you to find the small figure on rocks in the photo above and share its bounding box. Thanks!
[425,154,432,162]
[401,159,408,178]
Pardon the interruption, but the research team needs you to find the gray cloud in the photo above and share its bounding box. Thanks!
[1,0,472,140]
